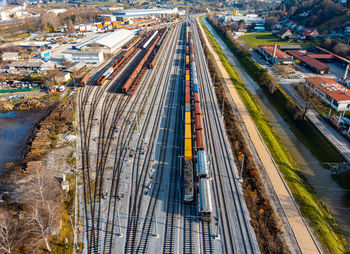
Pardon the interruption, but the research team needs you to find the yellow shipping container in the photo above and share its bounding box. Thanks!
[184,138,192,160]
[185,124,192,139]
[185,112,191,124]
[186,75,190,81]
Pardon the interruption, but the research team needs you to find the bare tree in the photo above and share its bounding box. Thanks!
[295,83,324,120]
[0,211,21,254]
[21,169,62,252]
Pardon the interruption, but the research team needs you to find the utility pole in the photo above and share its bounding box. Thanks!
[215,213,221,240]
[153,214,159,238]
[221,99,225,116]
[239,154,245,182]
[117,208,123,237]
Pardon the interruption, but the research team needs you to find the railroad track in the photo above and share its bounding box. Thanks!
[201,221,214,254]
[77,33,152,252]
[123,24,180,254]
[136,24,183,254]
[95,26,177,253]
[191,19,259,253]
[183,204,194,254]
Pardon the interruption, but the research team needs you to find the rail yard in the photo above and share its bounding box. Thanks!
[75,17,260,254]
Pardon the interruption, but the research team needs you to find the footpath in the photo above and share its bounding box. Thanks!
[197,17,322,254]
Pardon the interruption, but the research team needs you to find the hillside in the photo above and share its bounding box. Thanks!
[280,0,350,33]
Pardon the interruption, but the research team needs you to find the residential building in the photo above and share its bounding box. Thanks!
[276,29,292,39]
[305,77,350,111]
[300,28,319,39]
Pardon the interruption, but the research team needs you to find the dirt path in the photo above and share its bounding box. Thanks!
[197,17,322,253]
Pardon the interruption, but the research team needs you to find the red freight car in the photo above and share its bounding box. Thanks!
[122,34,160,93]
[196,130,205,150]
[195,115,203,130]
[194,102,201,115]
[185,90,191,103]
[193,92,200,103]
[80,73,89,87]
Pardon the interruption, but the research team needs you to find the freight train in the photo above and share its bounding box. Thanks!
[183,22,213,222]
[121,27,167,94]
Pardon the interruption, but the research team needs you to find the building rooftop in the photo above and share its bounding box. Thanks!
[259,45,292,58]
[286,50,330,71]
[113,8,180,17]
[93,29,134,49]
[74,29,134,51]
[307,77,350,102]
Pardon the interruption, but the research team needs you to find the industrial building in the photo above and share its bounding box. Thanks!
[218,13,264,28]
[113,8,182,18]
[286,50,330,74]
[258,45,293,64]
[74,29,135,53]
[1,52,19,62]
[305,77,350,111]
[64,50,104,64]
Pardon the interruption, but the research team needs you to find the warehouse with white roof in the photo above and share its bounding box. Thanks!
[74,29,135,53]
[113,8,182,18]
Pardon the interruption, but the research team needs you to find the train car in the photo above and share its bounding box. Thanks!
[186,55,189,66]
[185,89,191,103]
[199,178,213,221]
[97,66,114,86]
[184,160,194,202]
[196,130,205,150]
[80,73,89,87]
[185,124,192,139]
[122,34,160,93]
[193,83,199,93]
[194,102,201,115]
[184,138,192,160]
[142,30,158,49]
[197,150,209,178]
[195,114,203,130]
[193,93,200,103]
[97,75,106,86]
[185,111,191,125]
[186,46,189,54]
[185,104,191,113]
[185,80,190,88]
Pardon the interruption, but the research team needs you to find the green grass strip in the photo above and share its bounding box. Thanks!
[200,17,350,254]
